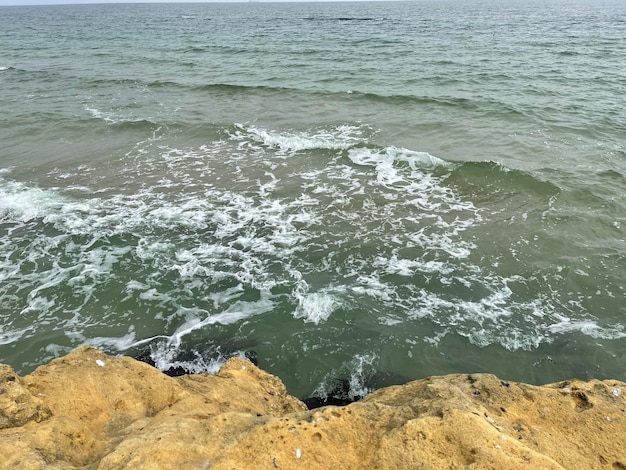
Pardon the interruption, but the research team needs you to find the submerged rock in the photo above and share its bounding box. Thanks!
[130,335,260,377]
[0,346,625,469]
[303,370,410,409]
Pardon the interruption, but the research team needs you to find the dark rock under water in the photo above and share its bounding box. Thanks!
[131,337,259,377]
[303,370,410,409]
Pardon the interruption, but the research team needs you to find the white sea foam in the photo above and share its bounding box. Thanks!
[167,309,254,348]
[88,330,147,351]
[348,146,449,176]
[375,255,420,276]
[0,149,523,364]
[372,255,454,277]
[293,291,339,324]
[0,326,32,346]
[347,353,379,399]
[0,66,7,71]
[406,280,560,351]
[548,320,626,339]
[407,230,473,259]
[156,350,239,375]
[0,180,67,222]
[312,353,378,401]
[143,305,275,374]
[233,123,367,155]
[84,105,116,123]
[1,123,619,377]
[352,274,394,302]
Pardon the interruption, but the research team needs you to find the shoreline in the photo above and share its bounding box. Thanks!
[1,345,625,469]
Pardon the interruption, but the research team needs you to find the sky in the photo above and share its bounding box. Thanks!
[0,0,341,5]
[2,0,379,5]
[6,0,268,4]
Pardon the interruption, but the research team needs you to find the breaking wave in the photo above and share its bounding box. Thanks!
[0,123,622,392]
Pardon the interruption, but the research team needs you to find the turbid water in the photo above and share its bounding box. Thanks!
[0,0,624,400]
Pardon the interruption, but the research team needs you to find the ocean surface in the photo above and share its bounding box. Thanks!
[1,0,625,400]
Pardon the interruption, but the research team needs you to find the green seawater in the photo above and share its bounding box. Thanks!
[0,0,624,399]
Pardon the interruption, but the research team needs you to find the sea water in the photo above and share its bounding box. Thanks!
[0,0,625,399]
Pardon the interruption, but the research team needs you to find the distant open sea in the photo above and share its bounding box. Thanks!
[0,0,624,400]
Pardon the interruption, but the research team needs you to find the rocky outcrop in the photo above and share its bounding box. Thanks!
[1,346,624,469]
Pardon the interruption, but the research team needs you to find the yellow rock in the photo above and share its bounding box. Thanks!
[0,346,624,469]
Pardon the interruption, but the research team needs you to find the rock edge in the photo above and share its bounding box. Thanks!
[1,346,625,469]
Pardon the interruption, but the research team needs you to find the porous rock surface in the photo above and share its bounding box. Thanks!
[1,346,625,469]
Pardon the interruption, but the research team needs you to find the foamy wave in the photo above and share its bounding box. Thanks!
[87,330,144,351]
[346,354,378,399]
[548,319,626,339]
[84,105,116,123]
[0,139,518,365]
[406,279,553,351]
[0,326,32,346]
[348,147,451,193]
[373,255,455,277]
[312,353,379,401]
[83,104,157,126]
[294,290,339,324]
[232,123,368,154]
[348,146,449,168]
[1,123,616,378]
[149,342,243,375]
[0,180,68,222]
[167,300,273,348]
[0,66,8,72]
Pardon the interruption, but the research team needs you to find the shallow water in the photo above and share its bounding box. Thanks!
[0,0,625,399]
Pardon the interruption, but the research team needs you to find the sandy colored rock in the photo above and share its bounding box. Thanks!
[0,346,625,469]
[0,364,51,430]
